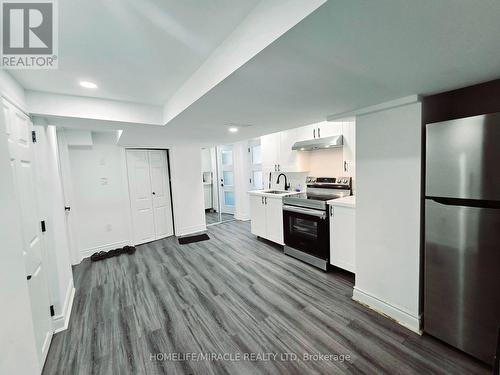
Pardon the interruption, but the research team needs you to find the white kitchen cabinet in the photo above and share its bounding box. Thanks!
[261,129,309,175]
[261,132,280,173]
[298,121,342,140]
[329,204,355,272]
[265,196,284,244]
[279,128,310,173]
[319,121,343,138]
[249,194,285,245]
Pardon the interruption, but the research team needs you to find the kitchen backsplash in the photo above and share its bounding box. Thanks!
[268,171,309,191]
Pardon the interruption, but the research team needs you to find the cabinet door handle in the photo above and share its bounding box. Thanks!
[265,197,267,205]
[313,129,316,139]
[330,206,334,217]
[344,161,347,172]
[278,164,280,171]
[318,127,321,138]
[261,196,264,205]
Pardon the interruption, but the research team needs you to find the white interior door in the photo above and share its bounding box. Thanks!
[126,150,155,244]
[4,101,53,370]
[126,149,173,245]
[148,150,174,239]
[218,145,235,214]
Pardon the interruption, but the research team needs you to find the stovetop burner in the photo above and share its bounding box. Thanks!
[283,176,352,210]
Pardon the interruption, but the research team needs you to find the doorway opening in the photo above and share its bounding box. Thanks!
[126,149,175,245]
[202,145,236,226]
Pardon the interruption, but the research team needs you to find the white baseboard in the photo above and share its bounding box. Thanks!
[234,214,250,221]
[80,239,131,260]
[53,279,75,333]
[352,286,422,334]
[176,223,207,237]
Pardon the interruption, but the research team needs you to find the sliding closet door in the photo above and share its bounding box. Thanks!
[126,149,174,245]
[126,150,156,244]
[149,150,174,239]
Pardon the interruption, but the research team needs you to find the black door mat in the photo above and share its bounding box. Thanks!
[178,233,210,245]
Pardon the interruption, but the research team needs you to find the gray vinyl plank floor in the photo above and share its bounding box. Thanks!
[205,211,234,225]
[42,221,490,375]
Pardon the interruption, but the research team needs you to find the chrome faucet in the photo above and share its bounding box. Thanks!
[276,173,290,191]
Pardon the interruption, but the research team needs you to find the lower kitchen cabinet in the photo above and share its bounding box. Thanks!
[250,194,284,245]
[329,204,355,272]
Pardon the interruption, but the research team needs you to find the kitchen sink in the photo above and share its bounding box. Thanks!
[263,190,290,194]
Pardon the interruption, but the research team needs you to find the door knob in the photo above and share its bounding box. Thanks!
[152,192,156,195]
[27,275,32,280]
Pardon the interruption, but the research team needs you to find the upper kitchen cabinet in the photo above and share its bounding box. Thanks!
[262,130,309,174]
[261,132,280,172]
[299,121,343,140]
[279,127,310,172]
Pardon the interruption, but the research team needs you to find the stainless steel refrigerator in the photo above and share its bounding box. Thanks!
[425,113,500,365]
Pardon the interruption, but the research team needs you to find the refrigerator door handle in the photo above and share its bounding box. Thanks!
[427,196,500,209]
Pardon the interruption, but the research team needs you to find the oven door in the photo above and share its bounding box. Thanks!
[283,205,329,260]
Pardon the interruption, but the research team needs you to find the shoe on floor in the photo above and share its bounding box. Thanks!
[91,251,107,262]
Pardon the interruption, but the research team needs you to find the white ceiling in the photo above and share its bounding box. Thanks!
[14,0,500,147]
[10,0,260,104]
[144,0,500,145]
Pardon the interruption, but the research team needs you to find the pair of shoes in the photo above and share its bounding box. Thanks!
[90,251,107,262]
[123,245,136,255]
[107,248,122,258]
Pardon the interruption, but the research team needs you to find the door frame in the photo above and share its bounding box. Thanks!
[217,144,235,215]
[125,148,175,242]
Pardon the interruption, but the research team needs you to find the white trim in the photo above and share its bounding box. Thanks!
[176,224,207,237]
[234,214,250,221]
[52,279,75,333]
[326,95,421,121]
[352,286,422,334]
[80,239,131,260]
[1,94,29,116]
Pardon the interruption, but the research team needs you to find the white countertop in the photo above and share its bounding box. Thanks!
[248,189,301,198]
[328,195,356,208]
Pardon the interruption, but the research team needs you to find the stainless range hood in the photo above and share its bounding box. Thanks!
[292,135,343,151]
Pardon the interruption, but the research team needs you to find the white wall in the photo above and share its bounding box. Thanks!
[233,141,251,220]
[27,91,163,125]
[67,131,133,259]
[353,100,422,333]
[308,148,343,177]
[0,71,27,112]
[170,145,207,235]
[59,128,207,256]
[0,96,39,375]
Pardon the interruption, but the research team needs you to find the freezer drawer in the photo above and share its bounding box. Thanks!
[424,199,500,364]
[426,112,500,201]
